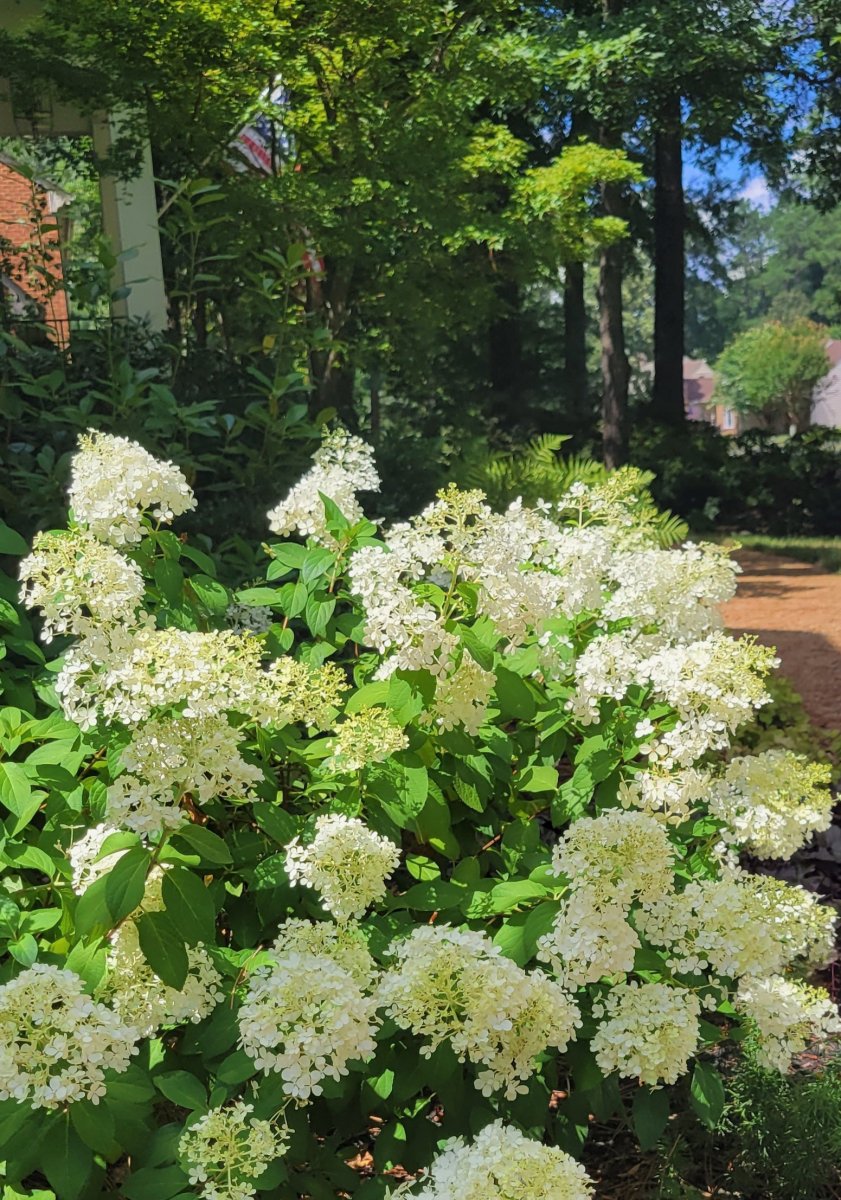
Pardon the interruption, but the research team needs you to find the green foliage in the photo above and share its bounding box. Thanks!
[714,318,830,432]
[462,434,688,546]
[0,269,325,549]
[687,201,841,361]
[1,0,643,429]
[722,1060,841,1200]
[630,422,841,537]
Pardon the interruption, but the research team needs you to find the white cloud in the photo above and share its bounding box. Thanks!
[740,176,773,212]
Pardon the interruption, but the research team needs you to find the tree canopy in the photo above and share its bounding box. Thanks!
[714,317,830,432]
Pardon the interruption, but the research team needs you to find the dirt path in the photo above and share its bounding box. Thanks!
[722,550,841,729]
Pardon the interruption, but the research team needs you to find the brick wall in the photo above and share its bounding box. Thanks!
[0,161,70,345]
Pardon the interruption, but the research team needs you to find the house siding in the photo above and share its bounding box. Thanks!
[0,160,70,345]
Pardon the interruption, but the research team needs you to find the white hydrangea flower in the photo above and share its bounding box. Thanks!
[569,630,657,723]
[260,656,348,730]
[267,428,380,545]
[106,714,264,835]
[637,870,838,980]
[467,501,568,642]
[327,709,408,773]
[736,975,841,1072]
[102,922,224,1037]
[431,656,495,735]
[550,809,675,909]
[603,542,738,641]
[618,767,712,825]
[639,634,778,767]
[591,981,701,1086]
[238,950,379,1100]
[406,1119,593,1200]
[179,1101,288,1200]
[55,623,345,734]
[0,964,140,1108]
[271,918,377,987]
[68,823,128,894]
[379,925,580,1100]
[285,814,400,922]
[537,890,640,988]
[68,430,195,545]
[348,543,457,679]
[19,529,145,642]
[709,750,833,859]
[56,624,266,730]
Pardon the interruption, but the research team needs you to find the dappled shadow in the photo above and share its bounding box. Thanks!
[732,552,830,599]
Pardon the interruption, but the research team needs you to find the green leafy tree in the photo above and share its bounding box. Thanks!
[687,200,841,359]
[714,318,830,432]
[1,0,639,426]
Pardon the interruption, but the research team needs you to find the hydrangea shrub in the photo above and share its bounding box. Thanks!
[0,428,838,1200]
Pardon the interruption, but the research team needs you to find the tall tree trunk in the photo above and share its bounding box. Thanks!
[599,204,629,469]
[598,0,629,468]
[488,271,524,425]
[652,92,686,425]
[305,263,356,424]
[564,260,589,432]
[563,108,592,435]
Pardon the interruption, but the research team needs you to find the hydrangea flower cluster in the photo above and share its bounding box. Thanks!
[261,656,348,730]
[348,542,457,680]
[225,600,274,634]
[603,542,738,640]
[271,918,377,987]
[56,624,265,730]
[636,869,838,979]
[406,1120,594,1200]
[572,631,777,765]
[550,809,675,908]
[68,822,130,894]
[618,766,711,825]
[18,529,145,642]
[736,975,841,1072]
[285,814,401,921]
[327,709,408,772]
[430,656,495,734]
[107,714,264,835]
[639,634,778,766]
[267,427,380,545]
[238,949,380,1100]
[379,925,580,1099]
[103,921,224,1037]
[591,980,702,1085]
[538,810,674,990]
[709,749,833,859]
[68,430,196,545]
[0,964,139,1108]
[179,1101,288,1200]
[538,891,641,988]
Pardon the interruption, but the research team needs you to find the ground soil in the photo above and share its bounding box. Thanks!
[723,550,841,730]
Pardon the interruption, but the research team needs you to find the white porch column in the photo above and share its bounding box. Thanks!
[91,112,168,332]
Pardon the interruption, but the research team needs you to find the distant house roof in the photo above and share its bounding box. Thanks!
[685,339,841,431]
